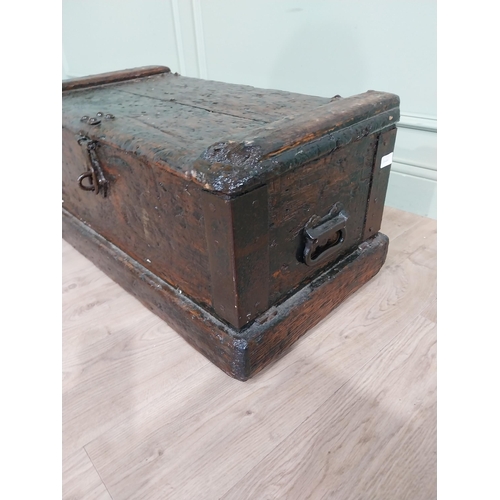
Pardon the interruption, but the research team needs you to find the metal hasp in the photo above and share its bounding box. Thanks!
[303,203,349,266]
[77,135,109,197]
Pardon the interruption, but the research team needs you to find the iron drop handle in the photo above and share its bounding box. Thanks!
[303,204,348,267]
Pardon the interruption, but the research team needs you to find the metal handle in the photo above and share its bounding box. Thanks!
[303,204,348,267]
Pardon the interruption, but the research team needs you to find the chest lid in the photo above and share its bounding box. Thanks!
[62,65,399,195]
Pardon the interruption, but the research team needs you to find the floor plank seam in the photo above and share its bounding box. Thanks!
[84,446,114,500]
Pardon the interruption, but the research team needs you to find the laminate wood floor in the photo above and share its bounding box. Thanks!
[62,207,437,500]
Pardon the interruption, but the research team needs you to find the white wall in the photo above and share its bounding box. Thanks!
[63,0,436,218]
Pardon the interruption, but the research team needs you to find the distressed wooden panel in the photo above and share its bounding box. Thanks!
[202,186,269,328]
[62,130,212,308]
[268,135,378,304]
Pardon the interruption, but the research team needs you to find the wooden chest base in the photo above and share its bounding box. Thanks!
[63,209,389,381]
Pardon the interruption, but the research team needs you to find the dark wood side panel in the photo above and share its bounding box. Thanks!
[363,126,398,240]
[267,135,378,305]
[231,186,269,326]
[62,65,171,91]
[62,128,212,308]
[202,186,269,329]
[201,193,238,325]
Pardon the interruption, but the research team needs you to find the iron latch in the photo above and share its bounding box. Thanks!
[76,135,109,197]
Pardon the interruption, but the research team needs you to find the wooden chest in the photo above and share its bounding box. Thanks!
[62,65,399,380]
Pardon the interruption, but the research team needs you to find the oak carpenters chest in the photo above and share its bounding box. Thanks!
[62,65,399,380]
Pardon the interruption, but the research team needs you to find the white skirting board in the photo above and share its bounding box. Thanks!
[386,165,437,219]
[387,118,437,219]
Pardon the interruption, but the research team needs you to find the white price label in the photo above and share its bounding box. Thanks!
[380,152,393,169]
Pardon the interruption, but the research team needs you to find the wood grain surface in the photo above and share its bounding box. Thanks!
[62,207,436,500]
